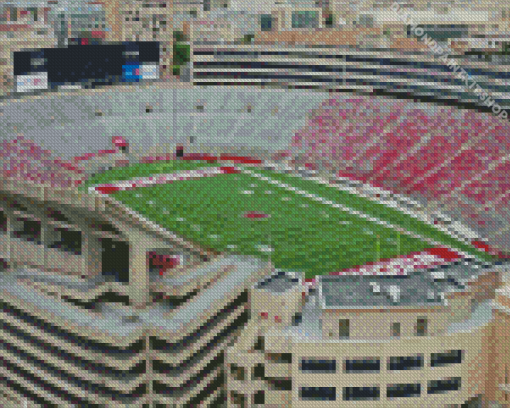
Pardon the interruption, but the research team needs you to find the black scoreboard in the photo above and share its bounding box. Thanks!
[14,41,160,89]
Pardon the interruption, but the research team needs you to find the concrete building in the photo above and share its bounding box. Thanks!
[226,265,510,407]
[45,2,107,47]
[107,0,176,80]
[191,41,510,114]
[0,3,57,97]
[0,169,272,405]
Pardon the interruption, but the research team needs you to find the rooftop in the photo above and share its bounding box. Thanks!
[319,260,504,308]
[269,292,495,342]
[255,269,301,293]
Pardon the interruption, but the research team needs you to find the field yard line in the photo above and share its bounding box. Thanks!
[267,167,480,244]
[323,178,477,244]
[241,168,473,259]
[266,166,478,244]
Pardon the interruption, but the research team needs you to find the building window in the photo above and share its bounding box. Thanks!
[431,350,463,367]
[261,14,272,31]
[416,317,427,336]
[49,228,82,255]
[12,218,41,244]
[344,358,380,373]
[343,386,380,401]
[230,391,246,407]
[387,383,421,399]
[230,364,245,381]
[252,363,265,380]
[0,211,6,233]
[292,11,318,29]
[339,319,350,338]
[300,387,336,401]
[301,359,336,373]
[388,355,424,371]
[427,377,461,394]
[391,322,401,337]
[253,336,264,351]
[267,378,292,391]
[253,390,265,405]
[266,353,292,364]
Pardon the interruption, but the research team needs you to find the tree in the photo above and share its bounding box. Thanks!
[325,13,334,28]
[173,43,190,66]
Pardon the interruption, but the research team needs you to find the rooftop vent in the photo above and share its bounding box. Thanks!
[431,271,446,281]
[369,282,381,294]
[386,285,400,303]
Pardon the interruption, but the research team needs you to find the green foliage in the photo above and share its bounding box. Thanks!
[173,44,190,66]
[325,14,334,27]
[173,30,185,42]
[243,34,255,44]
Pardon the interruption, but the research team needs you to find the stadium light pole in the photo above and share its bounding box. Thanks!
[397,231,400,254]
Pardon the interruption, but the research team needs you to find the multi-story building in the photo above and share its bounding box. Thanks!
[191,39,510,113]
[227,263,510,407]
[0,3,57,96]
[328,0,508,26]
[48,2,107,47]
[0,161,272,406]
[105,0,176,80]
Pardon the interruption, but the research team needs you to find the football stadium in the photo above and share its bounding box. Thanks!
[81,147,498,279]
[1,87,510,407]
[74,92,509,276]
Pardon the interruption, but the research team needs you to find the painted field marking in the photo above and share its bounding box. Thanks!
[241,168,473,259]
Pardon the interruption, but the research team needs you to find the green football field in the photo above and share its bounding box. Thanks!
[85,162,493,279]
